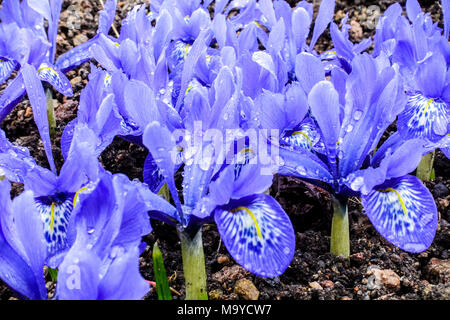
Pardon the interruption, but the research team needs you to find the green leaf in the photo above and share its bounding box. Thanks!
[48,267,58,282]
[157,183,172,202]
[152,242,172,300]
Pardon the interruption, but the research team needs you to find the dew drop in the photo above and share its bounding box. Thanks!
[353,110,363,121]
[295,166,306,175]
[346,124,354,133]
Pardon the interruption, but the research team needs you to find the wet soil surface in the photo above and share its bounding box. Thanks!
[1,0,449,300]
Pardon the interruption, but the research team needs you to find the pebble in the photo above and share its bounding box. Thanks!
[350,252,365,265]
[208,289,223,300]
[217,255,230,265]
[308,281,323,290]
[70,76,83,86]
[366,267,401,291]
[426,258,450,283]
[433,183,449,198]
[24,107,33,117]
[234,279,260,300]
[349,20,363,41]
[321,280,334,289]
[212,265,249,284]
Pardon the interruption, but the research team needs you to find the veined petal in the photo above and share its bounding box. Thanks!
[35,193,73,259]
[0,58,17,84]
[362,175,438,253]
[280,118,326,154]
[214,194,295,277]
[143,153,165,193]
[37,63,73,97]
[397,92,450,142]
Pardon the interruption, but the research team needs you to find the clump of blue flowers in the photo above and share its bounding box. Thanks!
[0,0,448,300]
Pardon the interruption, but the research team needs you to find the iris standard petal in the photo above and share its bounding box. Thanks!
[143,121,184,220]
[362,175,437,253]
[0,181,47,300]
[214,194,295,278]
[309,0,335,51]
[295,53,325,93]
[308,80,341,156]
[291,7,311,53]
[98,0,118,36]
[21,63,57,173]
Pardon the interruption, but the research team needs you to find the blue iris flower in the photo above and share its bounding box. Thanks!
[372,0,450,157]
[256,52,438,253]
[0,0,73,173]
[0,124,170,299]
[0,170,158,300]
[138,58,296,277]
[0,124,101,267]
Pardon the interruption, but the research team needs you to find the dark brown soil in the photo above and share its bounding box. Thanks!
[1,0,449,300]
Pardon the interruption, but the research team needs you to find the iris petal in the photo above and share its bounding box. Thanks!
[0,58,17,84]
[35,193,74,256]
[397,92,450,142]
[215,194,295,278]
[37,63,73,97]
[362,175,437,253]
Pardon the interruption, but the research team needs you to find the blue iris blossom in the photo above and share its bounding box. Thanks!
[254,52,438,253]
[0,124,172,299]
[0,171,157,300]
[0,0,73,173]
[372,0,450,156]
[139,63,296,277]
[0,124,101,268]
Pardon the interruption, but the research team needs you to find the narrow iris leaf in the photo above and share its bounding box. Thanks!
[152,242,172,300]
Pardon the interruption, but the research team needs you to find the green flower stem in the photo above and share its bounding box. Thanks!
[416,151,435,181]
[179,227,208,300]
[45,88,56,141]
[330,195,350,258]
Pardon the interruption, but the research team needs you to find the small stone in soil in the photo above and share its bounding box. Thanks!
[434,183,450,198]
[426,258,450,284]
[366,267,401,291]
[234,279,260,300]
[308,281,323,290]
